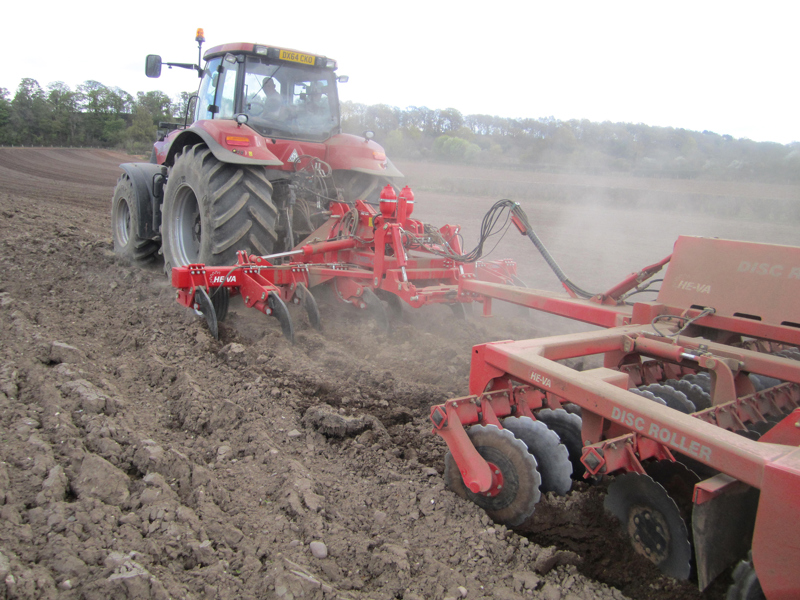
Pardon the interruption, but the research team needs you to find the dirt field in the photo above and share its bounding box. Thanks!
[0,148,796,600]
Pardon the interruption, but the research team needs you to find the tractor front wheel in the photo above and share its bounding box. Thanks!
[161,144,279,273]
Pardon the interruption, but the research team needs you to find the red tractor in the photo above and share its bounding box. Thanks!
[111,29,401,272]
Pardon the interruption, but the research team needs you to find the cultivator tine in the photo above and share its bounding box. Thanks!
[383,292,404,316]
[604,473,692,580]
[362,287,389,333]
[267,291,295,343]
[448,302,467,320]
[295,283,322,330]
[194,287,219,339]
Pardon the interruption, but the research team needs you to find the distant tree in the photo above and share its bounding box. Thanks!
[78,81,133,145]
[136,90,172,124]
[435,108,464,134]
[433,135,481,162]
[10,78,49,145]
[172,91,196,121]
[46,82,80,145]
[126,105,157,151]
[0,87,11,144]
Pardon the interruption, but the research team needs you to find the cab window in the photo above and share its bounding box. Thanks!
[195,55,239,120]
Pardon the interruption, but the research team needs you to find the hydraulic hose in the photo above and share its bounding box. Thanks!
[509,204,595,299]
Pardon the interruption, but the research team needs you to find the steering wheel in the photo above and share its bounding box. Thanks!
[248,100,265,116]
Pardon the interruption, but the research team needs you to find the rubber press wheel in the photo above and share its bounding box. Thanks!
[444,425,542,527]
[161,144,279,273]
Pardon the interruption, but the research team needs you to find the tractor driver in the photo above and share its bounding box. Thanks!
[305,86,328,114]
[301,84,331,125]
[251,77,283,118]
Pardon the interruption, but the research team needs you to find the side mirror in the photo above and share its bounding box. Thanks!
[145,55,162,78]
[337,75,349,83]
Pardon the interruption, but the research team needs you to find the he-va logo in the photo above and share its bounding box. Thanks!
[529,371,551,388]
[676,280,711,294]
[288,148,299,163]
[210,275,237,284]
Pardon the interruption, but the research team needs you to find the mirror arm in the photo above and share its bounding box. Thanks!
[163,62,198,71]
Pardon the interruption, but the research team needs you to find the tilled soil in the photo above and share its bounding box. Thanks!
[0,147,781,600]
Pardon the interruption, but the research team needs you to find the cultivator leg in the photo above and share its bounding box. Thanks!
[293,282,321,331]
[171,253,320,342]
[361,287,390,333]
[193,287,219,339]
[266,292,294,342]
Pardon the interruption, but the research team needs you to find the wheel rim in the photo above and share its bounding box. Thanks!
[115,198,131,246]
[173,186,202,264]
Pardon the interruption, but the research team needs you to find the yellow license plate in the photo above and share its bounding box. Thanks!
[279,50,315,66]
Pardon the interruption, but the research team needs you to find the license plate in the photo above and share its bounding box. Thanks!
[280,50,315,66]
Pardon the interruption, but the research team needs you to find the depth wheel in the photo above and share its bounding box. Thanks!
[161,144,279,274]
[605,473,692,580]
[727,553,765,600]
[444,425,541,527]
[111,174,159,263]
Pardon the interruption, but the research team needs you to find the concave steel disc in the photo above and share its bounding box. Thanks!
[604,472,692,580]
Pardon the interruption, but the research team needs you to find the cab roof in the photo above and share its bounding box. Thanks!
[203,43,336,69]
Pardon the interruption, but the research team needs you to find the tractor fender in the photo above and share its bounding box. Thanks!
[156,121,284,168]
[119,162,167,240]
[325,133,403,178]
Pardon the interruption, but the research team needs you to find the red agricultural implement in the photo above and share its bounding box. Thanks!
[171,185,520,340]
[430,233,800,599]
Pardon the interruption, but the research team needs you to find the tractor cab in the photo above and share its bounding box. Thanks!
[196,43,343,143]
[125,31,401,276]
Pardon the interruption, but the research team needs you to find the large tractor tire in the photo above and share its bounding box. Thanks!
[111,174,159,263]
[161,144,279,273]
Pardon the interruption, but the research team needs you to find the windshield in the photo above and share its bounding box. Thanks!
[242,56,339,142]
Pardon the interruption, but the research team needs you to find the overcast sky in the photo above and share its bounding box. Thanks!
[4,1,797,144]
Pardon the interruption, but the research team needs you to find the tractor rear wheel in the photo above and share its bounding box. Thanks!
[111,174,159,263]
[161,144,279,273]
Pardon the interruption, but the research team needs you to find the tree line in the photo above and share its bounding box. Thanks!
[1,78,797,183]
[342,103,800,183]
[0,79,193,153]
